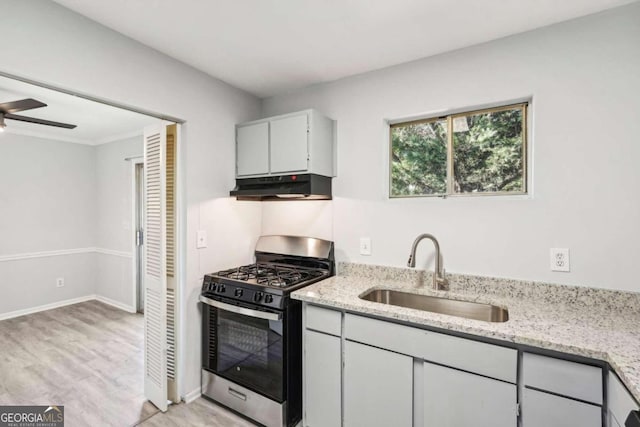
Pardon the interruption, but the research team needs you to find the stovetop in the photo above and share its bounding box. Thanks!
[202,262,331,310]
[201,236,335,310]
[216,263,327,289]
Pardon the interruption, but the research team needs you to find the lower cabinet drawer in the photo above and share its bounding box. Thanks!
[305,304,342,336]
[523,352,603,404]
[522,388,601,427]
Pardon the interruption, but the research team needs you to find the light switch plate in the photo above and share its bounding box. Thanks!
[550,248,570,272]
[359,237,372,256]
[196,230,208,249]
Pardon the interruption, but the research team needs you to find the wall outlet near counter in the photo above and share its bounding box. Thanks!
[550,248,570,272]
[56,277,65,288]
[360,237,372,256]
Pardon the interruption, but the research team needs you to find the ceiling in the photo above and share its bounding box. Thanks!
[0,75,160,145]
[54,0,637,98]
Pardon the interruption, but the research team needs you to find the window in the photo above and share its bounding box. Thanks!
[390,103,527,197]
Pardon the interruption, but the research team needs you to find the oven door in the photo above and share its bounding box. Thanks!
[200,295,286,402]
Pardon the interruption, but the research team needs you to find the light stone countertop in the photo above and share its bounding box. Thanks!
[291,263,640,403]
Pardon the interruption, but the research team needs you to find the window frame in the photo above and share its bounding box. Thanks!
[389,102,529,198]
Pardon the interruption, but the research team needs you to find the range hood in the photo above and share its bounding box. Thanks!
[230,174,332,201]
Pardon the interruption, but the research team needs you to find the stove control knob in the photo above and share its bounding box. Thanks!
[253,292,263,302]
[264,294,273,304]
[210,283,218,292]
[218,284,226,293]
[235,288,243,297]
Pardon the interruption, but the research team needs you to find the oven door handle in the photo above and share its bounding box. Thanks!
[199,295,282,321]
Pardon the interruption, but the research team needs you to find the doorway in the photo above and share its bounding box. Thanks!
[0,70,186,421]
[135,161,145,314]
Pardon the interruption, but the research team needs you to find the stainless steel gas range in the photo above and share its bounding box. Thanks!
[200,235,335,427]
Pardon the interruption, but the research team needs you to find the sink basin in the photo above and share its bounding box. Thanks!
[360,289,509,322]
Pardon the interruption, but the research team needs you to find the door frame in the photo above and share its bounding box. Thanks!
[131,157,145,314]
[0,68,187,403]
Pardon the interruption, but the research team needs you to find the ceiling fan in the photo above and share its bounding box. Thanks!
[0,98,77,132]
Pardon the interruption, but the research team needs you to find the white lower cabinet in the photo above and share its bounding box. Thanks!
[609,373,640,427]
[304,330,341,427]
[302,304,618,427]
[610,414,623,427]
[522,388,601,427]
[423,362,517,427]
[344,340,413,427]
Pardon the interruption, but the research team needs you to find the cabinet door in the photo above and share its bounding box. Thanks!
[609,373,640,427]
[270,114,309,173]
[522,388,601,427]
[237,122,269,176]
[423,362,517,427]
[610,413,622,427]
[304,330,341,427]
[344,340,413,427]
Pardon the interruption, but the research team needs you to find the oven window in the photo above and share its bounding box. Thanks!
[214,308,284,402]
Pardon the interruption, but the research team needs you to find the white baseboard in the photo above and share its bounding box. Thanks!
[183,387,202,404]
[0,295,96,321]
[94,295,137,313]
[0,294,138,321]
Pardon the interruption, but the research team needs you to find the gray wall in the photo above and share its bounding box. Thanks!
[0,133,144,314]
[1,0,262,397]
[261,3,640,292]
[95,136,144,310]
[0,133,96,254]
[0,133,97,314]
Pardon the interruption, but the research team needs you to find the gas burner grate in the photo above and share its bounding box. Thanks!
[216,263,326,288]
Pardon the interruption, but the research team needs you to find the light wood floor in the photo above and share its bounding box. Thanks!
[0,300,264,427]
[136,398,256,427]
[0,300,158,426]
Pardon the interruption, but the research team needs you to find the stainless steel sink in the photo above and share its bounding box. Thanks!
[360,289,509,322]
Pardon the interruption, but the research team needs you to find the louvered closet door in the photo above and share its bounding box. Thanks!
[143,124,168,412]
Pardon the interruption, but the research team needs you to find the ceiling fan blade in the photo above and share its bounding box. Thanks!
[0,98,47,114]
[4,113,77,129]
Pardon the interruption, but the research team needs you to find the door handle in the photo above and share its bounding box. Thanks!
[198,295,282,321]
[228,388,247,401]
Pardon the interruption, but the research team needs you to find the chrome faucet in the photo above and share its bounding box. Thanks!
[407,233,448,290]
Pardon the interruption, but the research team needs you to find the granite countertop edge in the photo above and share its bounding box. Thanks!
[291,274,640,404]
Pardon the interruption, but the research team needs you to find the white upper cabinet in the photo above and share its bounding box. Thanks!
[235,109,335,178]
[236,122,269,176]
[270,114,309,173]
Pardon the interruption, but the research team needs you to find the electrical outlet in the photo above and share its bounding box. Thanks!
[550,248,570,272]
[359,237,372,256]
[196,230,208,249]
[56,277,65,288]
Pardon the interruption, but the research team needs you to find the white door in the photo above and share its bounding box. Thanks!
[269,113,309,174]
[143,122,177,412]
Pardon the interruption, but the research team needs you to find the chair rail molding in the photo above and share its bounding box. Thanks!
[0,247,133,262]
